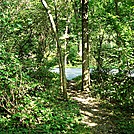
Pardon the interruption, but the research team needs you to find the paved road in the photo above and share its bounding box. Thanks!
[50,68,93,80]
[50,68,134,80]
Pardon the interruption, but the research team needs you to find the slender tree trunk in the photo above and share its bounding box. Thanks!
[64,24,69,67]
[41,0,67,100]
[114,0,120,46]
[97,30,104,82]
[82,0,90,91]
[72,1,81,52]
[54,0,67,99]
[114,0,122,72]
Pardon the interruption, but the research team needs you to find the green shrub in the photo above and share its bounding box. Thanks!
[0,48,81,133]
[91,71,134,107]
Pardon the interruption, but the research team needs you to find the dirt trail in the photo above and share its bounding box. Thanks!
[66,80,134,134]
[68,89,117,134]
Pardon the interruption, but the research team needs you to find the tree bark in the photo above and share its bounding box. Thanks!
[114,0,122,72]
[82,0,90,91]
[41,0,67,100]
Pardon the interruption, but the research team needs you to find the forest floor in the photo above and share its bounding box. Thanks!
[67,80,134,134]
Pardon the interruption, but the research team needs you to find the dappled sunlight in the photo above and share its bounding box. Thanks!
[67,82,134,133]
[79,110,98,127]
[83,70,89,77]
[81,120,98,127]
[72,96,96,105]
[80,110,94,117]
[91,108,99,112]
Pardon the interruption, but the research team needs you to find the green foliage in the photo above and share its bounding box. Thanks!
[67,45,81,66]
[0,0,133,133]
[0,85,81,133]
[0,46,22,100]
[88,0,134,109]
[72,76,82,90]
[116,119,134,134]
[0,46,81,134]
[0,48,81,133]
[91,71,134,107]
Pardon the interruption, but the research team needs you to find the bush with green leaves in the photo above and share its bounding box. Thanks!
[91,71,134,107]
[0,46,81,133]
[0,45,36,115]
[0,84,81,133]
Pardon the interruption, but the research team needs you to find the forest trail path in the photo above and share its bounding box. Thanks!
[68,90,116,134]
[67,81,119,134]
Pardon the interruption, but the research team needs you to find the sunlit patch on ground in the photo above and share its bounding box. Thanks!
[67,83,133,134]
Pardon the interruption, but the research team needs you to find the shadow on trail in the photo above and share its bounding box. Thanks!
[68,86,134,134]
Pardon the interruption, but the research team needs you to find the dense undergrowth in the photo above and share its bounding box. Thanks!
[1,0,133,133]
[0,48,89,134]
[91,72,134,108]
[0,71,85,134]
[73,71,134,108]
[72,73,134,133]
[0,84,82,134]
[0,48,133,133]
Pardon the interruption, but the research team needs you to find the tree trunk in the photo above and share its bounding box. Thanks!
[114,0,122,72]
[41,0,67,100]
[114,0,120,46]
[82,0,90,91]
[97,30,104,82]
